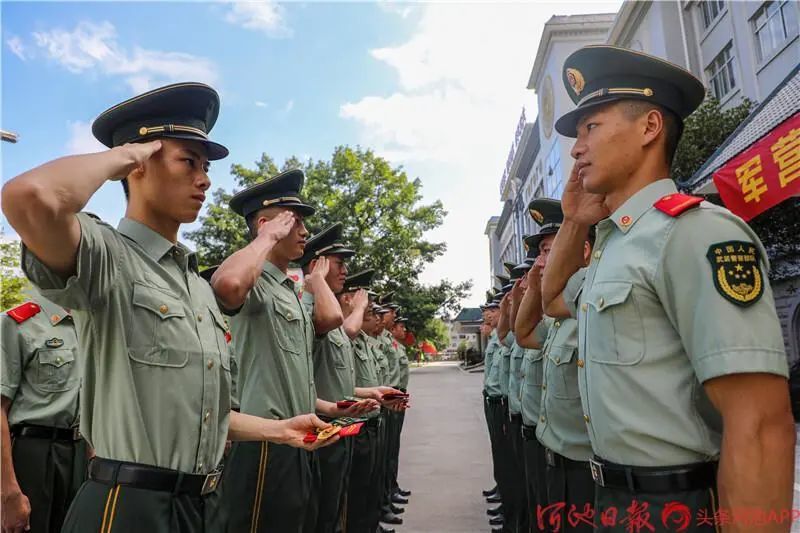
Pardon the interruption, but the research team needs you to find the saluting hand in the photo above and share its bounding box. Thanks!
[281,414,340,451]
[304,256,330,295]
[511,278,524,301]
[526,263,542,292]
[112,140,163,181]
[1,489,31,533]
[351,289,369,311]
[257,210,295,243]
[561,162,609,225]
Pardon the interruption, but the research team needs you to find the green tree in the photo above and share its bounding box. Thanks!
[1,241,30,310]
[417,317,449,351]
[185,146,471,327]
[671,96,753,182]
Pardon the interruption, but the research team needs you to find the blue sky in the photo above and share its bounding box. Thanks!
[2,1,621,307]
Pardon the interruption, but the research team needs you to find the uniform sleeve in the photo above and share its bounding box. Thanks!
[563,267,587,319]
[533,318,551,347]
[503,331,516,347]
[655,206,788,383]
[0,316,24,400]
[21,213,119,310]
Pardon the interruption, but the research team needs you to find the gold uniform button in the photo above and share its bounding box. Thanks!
[55,357,63,364]
[583,414,590,423]
[197,314,203,322]
[577,359,584,368]
[593,251,601,259]
[555,357,560,363]
[540,416,545,423]
[542,384,547,390]
[204,410,211,421]
[598,297,605,309]
[159,304,168,314]
[581,303,588,312]
[287,312,293,320]
[207,359,214,369]
[554,321,560,328]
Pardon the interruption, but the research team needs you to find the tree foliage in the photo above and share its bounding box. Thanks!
[185,146,471,330]
[1,241,30,310]
[671,96,753,182]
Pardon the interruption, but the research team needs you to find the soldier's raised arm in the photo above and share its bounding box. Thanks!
[2,141,161,279]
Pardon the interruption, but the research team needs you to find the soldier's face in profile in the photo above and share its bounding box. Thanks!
[262,207,309,260]
[392,323,406,340]
[363,309,378,333]
[326,255,348,293]
[134,138,211,224]
[537,234,556,274]
[571,102,643,195]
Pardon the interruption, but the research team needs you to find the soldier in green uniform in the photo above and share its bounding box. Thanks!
[515,238,548,530]
[3,83,334,533]
[212,170,375,533]
[296,223,380,533]
[516,199,595,532]
[1,295,90,533]
[542,46,795,530]
[481,292,503,512]
[386,314,412,505]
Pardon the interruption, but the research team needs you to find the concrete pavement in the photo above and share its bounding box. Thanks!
[395,362,493,532]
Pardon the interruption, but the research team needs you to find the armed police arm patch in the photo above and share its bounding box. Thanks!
[706,241,764,307]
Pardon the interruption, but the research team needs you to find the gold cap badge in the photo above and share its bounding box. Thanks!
[566,68,585,96]
[530,209,544,224]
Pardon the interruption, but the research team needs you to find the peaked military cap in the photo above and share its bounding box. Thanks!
[297,222,355,266]
[555,45,706,137]
[229,169,315,219]
[394,317,408,324]
[373,304,390,315]
[378,292,396,306]
[503,262,517,275]
[343,269,375,293]
[199,265,219,282]
[495,274,510,287]
[92,82,229,160]
[385,303,401,311]
[527,198,563,250]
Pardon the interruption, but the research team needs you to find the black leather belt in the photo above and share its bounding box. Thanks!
[366,417,383,428]
[89,458,221,496]
[544,448,590,471]
[589,457,717,493]
[11,424,81,441]
[486,395,503,405]
[521,424,537,440]
[509,413,523,424]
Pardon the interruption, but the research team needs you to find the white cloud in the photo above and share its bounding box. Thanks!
[31,21,218,93]
[6,36,27,60]
[377,2,416,19]
[284,99,294,113]
[224,1,292,37]
[255,100,268,107]
[66,120,106,155]
[340,2,622,305]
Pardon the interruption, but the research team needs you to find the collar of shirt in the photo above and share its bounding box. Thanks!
[601,178,677,235]
[118,218,198,271]
[262,260,295,290]
[36,297,72,325]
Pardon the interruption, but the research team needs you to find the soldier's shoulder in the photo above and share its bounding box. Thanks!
[4,301,43,326]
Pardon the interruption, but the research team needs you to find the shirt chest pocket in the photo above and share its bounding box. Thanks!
[328,334,348,369]
[209,306,232,371]
[32,348,79,393]
[528,350,544,387]
[273,297,303,356]
[585,281,644,365]
[546,345,580,399]
[128,282,189,367]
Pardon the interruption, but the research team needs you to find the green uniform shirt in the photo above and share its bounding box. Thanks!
[22,215,231,474]
[520,319,550,427]
[370,334,389,384]
[397,344,410,390]
[382,331,403,387]
[353,332,380,388]
[535,317,592,461]
[565,179,788,466]
[507,341,526,415]
[484,338,505,397]
[1,297,81,429]
[230,260,315,420]
[301,292,356,402]
[498,332,513,397]
[483,330,500,391]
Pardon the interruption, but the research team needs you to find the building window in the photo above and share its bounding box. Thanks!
[544,143,563,198]
[701,0,725,28]
[706,43,737,100]
[752,1,799,63]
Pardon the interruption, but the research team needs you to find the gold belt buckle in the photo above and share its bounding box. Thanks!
[545,448,556,467]
[589,458,605,487]
[201,471,221,495]
[72,427,81,441]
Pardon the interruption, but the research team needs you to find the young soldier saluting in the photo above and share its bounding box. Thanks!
[2,83,333,533]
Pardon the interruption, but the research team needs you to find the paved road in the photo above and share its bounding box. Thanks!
[395,362,492,532]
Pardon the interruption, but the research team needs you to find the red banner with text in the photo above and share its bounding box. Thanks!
[713,113,800,221]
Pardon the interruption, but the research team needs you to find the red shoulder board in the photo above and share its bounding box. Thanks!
[6,302,41,324]
[653,193,703,217]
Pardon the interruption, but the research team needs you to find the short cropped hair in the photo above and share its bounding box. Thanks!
[620,101,681,165]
